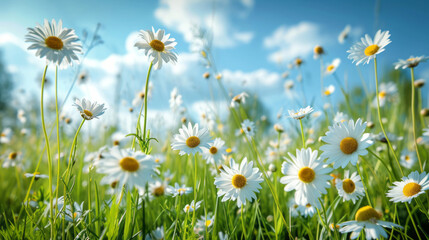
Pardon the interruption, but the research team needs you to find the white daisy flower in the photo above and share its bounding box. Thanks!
[288,199,300,217]
[323,85,335,96]
[2,151,22,168]
[132,82,153,107]
[313,45,325,59]
[230,92,249,108]
[203,138,226,165]
[17,109,27,124]
[171,122,212,156]
[320,119,373,169]
[24,172,49,180]
[95,147,159,191]
[298,203,316,218]
[145,226,164,240]
[74,98,106,120]
[169,87,183,110]
[148,181,167,198]
[339,205,402,240]
[196,213,214,232]
[214,158,263,207]
[333,112,349,124]
[111,132,128,146]
[166,182,192,197]
[265,147,279,163]
[338,25,351,44]
[152,154,166,164]
[240,119,256,138]
[347,30,391,65]
[183,200,202,213]
[288,106,314,120]
[218,232,229,240]
[400,150,416,169]
[336,171,365,204]
[83,146,107,172]
[25,19,82,68]
[325,58,341,75]
[135,27,178,70]
[394,55,429,69]
[0,128,12,144]
[387,171,429,203]
[421,128,429,145]
[371,82,397,107]
[280,148,332,208]
[65,201,84,222]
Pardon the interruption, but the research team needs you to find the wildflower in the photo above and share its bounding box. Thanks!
[0,128,12,144]
[421,108,429,117]
[25,19,82,68]
[240,119,256,138]
[298,203,316,218]
[333,112,349,124]
[338,25,351,44]
[183,200,202,213]
[166,183,192,197]
[214,158,263,207]
[324,85,335,96]
[288,199,300,217]
[145,226,164,240]
[288,106,314,120]
[74,98,106,120]
[295,57,304,67]
[265,147,279,163]
[135,27,177,70]
[230,92,249,108]
[320,119,373,169]
[394,55,429,69]
[95,147,159,191]
[218,232,229,240]
[414,79,425,88]
[400,150,416,169]
[339,206,402,239]
[280,148,332,207]
[313,45,325,59]
[336,171,365,204]
[274,123,284,133]
[387,171,429,203]
[325,58,341,75]
[171,122,212,156]
[169,87,183,110]
[371,82,397,107]
[203,72,210,79]
[148,181,166,198]
[152,154,166,164]
[24,172,48,180]
[17,109,27,124]
[2,151,22,168]
[347,30,391,65]
[196,214,214,232]
[203,138,226,165]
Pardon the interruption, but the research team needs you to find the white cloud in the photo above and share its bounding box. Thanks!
[222,68,281,89]
[154,0,254,48]
[0,32,27,51]
[264,22,326,63]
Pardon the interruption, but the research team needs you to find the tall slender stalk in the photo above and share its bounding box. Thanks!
[299,119,306,148]
[410,68,423,171]
[54,66,61,226]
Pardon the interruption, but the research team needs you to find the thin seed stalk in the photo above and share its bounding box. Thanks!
[299,119,306,148]
[410,68,423,171]
[54,65,61,225]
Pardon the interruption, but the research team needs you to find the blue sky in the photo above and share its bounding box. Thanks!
[1,0,429,132]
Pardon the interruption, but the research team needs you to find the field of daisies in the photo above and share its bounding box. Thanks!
[1,18,429,240]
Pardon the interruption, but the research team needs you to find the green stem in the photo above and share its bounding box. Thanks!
[54,65,61,226]
[299,119,306,148]
[410,68,423,172]
[356,162,372,207]
[133,61,153,151]
[191,154,198,230]
[65,119,85,180]
[40,65,54,239]
[373,58,403,176]
[320,57,324,97]
[241,204,247,239]
[405,203,422,240]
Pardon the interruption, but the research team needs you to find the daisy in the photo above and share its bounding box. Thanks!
[288,199,300,217]
[135,27,177,70]
[333,112,349,124]
[288,106,314,120]
[25,19,82,68]
[325,58,341,75]
[214,158,263,207]
[336,171,365,204]
[145,226,164,240]
[196,214,214,232]
[421,128,429,145]
[132,82,153,107]
[218,232,229,240]
[74,98,106,120]
[240,119,256,138]
[387,171,429,203]
[2,151,22,168]
[152,154,166,164]
[338,25,351,44]
[347,30,391,65]
[313,45,325,59]
[394,55,429,69]
[320,119,373,169]
[400,150,416,169]
[171,122,212,156]
[148,181,166,198]
[339,205,402,239]
[17,109,27,124]
[83,146,107,172]
[265,147,279,163]
[203,138,226,165]
[230,92,249,108]
[280,148,332,208]
[24,172,49,180]
[324,85,335,96]
[371,82,397,107]
[183,200,202,213]
[95,147,159,191]
[169,87,183,110]
[0,128,12,144]
[166,182,192,197]
[65,201,84,222]
[298,203,316,218]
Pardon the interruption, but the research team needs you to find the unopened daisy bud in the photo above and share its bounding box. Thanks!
[420,108,429,117]
[382,118,388,124]
[414,79,425,88]
[274,124,284,133]
[203,72,210,79]
[295,57,303,67]
[215,74,222,80]
[268,163,277,172]
[366,121,375,129]
[65,118,72,124]
[181,117,187,123]
[261,115,267,122]
[129,108,133,113]
[313,45,324,59]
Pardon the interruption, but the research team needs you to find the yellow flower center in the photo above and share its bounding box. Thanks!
[1,133,6,137]
[295,58,303,66]
[110,181,118,189]
[186,205,191,211]
[405,156,410,161]
[298,167,315,183]
[247,127,251,132]
[306,203,312,208]
[113,140,120,146]
[324,90,332,96]
[232,174,247,188]
[209,146,218,154]
[226,148,233,153]
[178,188,187,194]
[364,44,380,56]
[339,137,358,154]
[314,46,324,55]
[73,212,78,219]
[153,186,165,197]
[355,206,381,221]
[402,182,421,197]
[149,39,165,52]
[8,152,18,159]
[326,65,335,72]
[342,178,356,193]
[119,157,140,172]
[45,36,64,50]
[155,158,160,163]
[186,136,200,148]
[407,58,416,62]
[205,220,212,227]
[84,109,93,117]
[293,204,298,209]
[379,91,386,98]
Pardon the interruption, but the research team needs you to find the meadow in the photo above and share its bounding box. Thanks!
[0,18,429,240]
